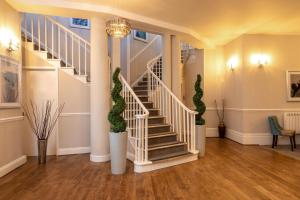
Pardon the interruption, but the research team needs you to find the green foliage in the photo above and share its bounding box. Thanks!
[193,74,206,125]
[108,68,127,132]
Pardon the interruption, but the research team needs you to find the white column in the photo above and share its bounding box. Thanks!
[171,35,182,100]
[111,37,121,72]
[162,33,171,88]
[90,17,110,162]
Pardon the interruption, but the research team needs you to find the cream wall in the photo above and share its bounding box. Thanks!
[58,70,90,152]
[129,31,162,84]
[222,34,300,144]
[0,1,26,173]
[183,49,204,108]
[203,47,224,135]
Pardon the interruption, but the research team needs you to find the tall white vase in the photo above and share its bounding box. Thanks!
[196,125,206,157]
[109,132,128,174]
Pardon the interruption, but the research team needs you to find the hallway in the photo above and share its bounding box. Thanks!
[1,138,300,200]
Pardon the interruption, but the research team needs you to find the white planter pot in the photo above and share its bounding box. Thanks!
[109,132,128,175]
[196,125,206,157]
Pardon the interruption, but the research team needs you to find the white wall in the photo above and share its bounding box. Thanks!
[0,1,26,177]
[221,34,300,144]
[58,70,90,154]
[129,32,162,84]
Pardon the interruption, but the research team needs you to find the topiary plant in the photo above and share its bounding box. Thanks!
[108,68,127,133]
[193,74,206,125]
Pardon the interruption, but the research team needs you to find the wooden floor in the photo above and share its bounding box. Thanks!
[1,138,300,200]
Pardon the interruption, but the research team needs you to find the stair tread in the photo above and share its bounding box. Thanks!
[149,151,191,161]
[149,141,186,150]
[148,124,170,128]
[148,132,177,138]
[126,115,165,120]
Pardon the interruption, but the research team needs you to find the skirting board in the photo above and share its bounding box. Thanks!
[0,155,27,178]
[206,127,299,145]
[57,147,90,155]
[90,154,110,162]
[226,129,300,146]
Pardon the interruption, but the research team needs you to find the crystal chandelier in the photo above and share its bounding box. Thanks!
[106,17,131,38]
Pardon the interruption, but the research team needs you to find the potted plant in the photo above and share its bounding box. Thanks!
[193,74,206,157]
[22,100,64,164]
[214,99,226,138]
[108,67,127,175]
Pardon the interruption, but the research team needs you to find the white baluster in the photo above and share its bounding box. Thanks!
[85,43,87,76]
[65,33,67,67]
[71,35,74,68]
[51,23,54,58]
[58,27,60,59]
[45,16,47,51]
[31,17,33,43]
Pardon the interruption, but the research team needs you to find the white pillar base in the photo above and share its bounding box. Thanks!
[90,154,111,162]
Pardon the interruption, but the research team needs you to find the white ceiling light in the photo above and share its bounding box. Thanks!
[106,17,131,38]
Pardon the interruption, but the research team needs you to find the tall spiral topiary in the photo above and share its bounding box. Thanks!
[193,74,206,125]
[108,68,127,133]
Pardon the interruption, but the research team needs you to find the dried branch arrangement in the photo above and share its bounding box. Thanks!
[214,99,225,125]
[22,100,64,140]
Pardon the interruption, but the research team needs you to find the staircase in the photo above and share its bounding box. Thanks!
[21,13,198,173]
[21,13,90,83]
[122,56,198,172]
[133,76,190,161]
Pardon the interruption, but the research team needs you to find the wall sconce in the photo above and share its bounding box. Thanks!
[0,28,20,52]
[227,55,239,71]
[250,54,270,68]
[7,39,20,52]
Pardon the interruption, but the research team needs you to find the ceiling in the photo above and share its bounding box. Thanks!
[8,0,300,46]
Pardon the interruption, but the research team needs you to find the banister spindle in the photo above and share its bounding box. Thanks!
[78,39,81,75]
[45,17,47,51]
[58,27,60,59]
[31,17,33,43]
[51,23,54,58]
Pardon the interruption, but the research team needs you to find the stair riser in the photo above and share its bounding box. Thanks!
[148,135,177,145]
[138,96,148,102]
[149,110,159,116]
[149,126,171,134]
[133,86,147,91]
[138,82,148,86]
[149,117,164,124]
[149,145,187,159]
[124,110,159,117]
[135,91,148,96]
[127,117,164,125]
[127,102,153,109]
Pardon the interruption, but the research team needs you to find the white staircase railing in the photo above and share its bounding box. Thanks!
[21,13,90,78]
[120,75,150,164]
[146,56,198,153]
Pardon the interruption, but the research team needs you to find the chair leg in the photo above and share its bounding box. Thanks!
[290,136,294,151]
[272,135,275,148]
[275,135,278,146]
[293,135,296,148]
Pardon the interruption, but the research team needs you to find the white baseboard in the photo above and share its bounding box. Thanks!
[226,129,244,144]
[57,147,90,155]
[90,154,110,162]
[0,155,27,178]
[225,129,300,145]
[206,128,218,137]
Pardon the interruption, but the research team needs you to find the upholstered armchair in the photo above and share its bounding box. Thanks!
[268,116,296,151]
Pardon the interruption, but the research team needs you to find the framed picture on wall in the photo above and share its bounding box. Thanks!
[70,18,90,29]
[0,55,21,108]
[133,30,148,42]
[286,70,300,101]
